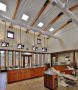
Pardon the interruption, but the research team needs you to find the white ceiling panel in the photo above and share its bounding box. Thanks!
[34,6,61,30]
[15,0,46,25]
[0,0,78,37]
[49,14,68,31]
[0,0,17,18]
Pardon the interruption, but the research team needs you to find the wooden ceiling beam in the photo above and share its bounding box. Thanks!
[9,0,20,29]
[26,0,50,33]
[69,4,78,11]
[43,12,63,31]
[38,12,63,36]
[12,0,21,19]
[52,4,78,35]
[38,4,78,36]
[52,20,72,35]
[31,0,50,26]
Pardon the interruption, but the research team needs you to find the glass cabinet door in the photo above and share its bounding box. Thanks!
[15,52,20,67]
[0,51,5,69]
[8,51,13,67]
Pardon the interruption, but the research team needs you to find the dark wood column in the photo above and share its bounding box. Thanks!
[56,53,58,62]
[51,54,53,66]
[28,56,30,64]
[72,50,77,68]
[23,56,25,67]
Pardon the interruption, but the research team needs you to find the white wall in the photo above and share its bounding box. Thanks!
[58,52,73,63]
[48,23,78,52]
[0,22,51,64]
[44,54,51,63]
[0,22,48,51]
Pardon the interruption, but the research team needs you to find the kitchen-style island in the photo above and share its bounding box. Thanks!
[7,66,44,83]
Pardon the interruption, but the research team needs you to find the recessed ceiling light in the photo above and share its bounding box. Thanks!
[38,22,44,27]
[22,14,29,21]
[49,28,54,32]
[0,2,6,12]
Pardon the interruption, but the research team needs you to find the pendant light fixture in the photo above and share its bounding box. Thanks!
[1,21,9,47]
[42,35,47,52]
[17,26,24,49]
[32,31,38,51]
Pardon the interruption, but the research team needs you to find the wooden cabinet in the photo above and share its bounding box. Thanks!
[29,67,44,78]
[20,69,25,80]
[7,67,44,83]
[37,67,44,76]
[25,69,31,79]
[52,65,76,75]
[44,74,58,90]
[53,65,67,72]
[65,69,76,75]
[7,70,18,82]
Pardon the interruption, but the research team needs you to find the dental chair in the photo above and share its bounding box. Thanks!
[51,67,77,86]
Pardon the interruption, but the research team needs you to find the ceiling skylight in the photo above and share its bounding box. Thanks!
[49,28,54,32]
[22,14,29,21]
[0,2,6,12]
[38,22,44,27]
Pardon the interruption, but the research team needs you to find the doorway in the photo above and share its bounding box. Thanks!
[51,53,58,66]
[22,55,32,67]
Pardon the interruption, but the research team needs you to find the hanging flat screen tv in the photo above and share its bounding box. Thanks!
[1,42,9,47]
[42,47,47,52]
[32,46,38,51]
[17,44,24,49]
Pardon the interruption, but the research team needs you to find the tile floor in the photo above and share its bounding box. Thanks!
[0,72,7,90]
[1,72,78,90]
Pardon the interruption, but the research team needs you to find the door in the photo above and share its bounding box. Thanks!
[22,55,32,67]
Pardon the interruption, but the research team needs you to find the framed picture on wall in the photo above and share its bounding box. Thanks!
[37,38,41,44]
[7,31,14,39]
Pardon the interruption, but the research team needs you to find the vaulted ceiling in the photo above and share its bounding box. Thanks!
[0,0,78,37]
